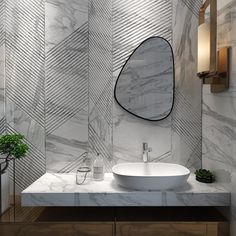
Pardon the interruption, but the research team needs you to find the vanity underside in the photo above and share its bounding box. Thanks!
[0,205,229,236]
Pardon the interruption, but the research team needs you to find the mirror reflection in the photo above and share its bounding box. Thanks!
[114,37,174,121]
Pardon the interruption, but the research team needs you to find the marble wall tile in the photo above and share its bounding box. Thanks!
[112,0,173,165]
[45,0,88,52]
[171,0,202,170]
[0,0,203,191]
[0,44,5,120]
[113,88,171,163]
[5,98,45,153]
[0,0,5,132]
[112,0,172,71]
[45,0,89,172]
[202,0,236,234]
[46,107,88,172]
[4,0,46,191]
[88,0,113,171]
[112,0,202,170]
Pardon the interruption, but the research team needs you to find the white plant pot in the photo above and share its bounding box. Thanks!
[1,171,10,214]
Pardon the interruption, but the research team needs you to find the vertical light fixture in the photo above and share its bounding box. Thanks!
[197,0,230,93]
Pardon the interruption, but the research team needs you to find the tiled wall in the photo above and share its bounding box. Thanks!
[113,0,202,169]
[112,0,172,164]
[171,0,202,170]
[88,0,113,171]
[202,0,236,234]
[0,0,202,191]
[45,0,89,173]
[4,0,45,191]
[0,0,4,132]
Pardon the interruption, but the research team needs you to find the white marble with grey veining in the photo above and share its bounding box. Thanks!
[5,97,45,153]
[21,173,230,207]
[0,44,5,119]
[202,1,236,234]
[113,67,172,165]
[45,0,89,172]
[115,37,174,121]
[46,107,88,172]
[45,0,88,52]
[171,0,202,171]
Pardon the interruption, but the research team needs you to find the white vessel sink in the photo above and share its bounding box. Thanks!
[112,162,190,191]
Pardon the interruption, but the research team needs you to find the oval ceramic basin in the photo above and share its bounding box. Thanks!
[112,162,190,191]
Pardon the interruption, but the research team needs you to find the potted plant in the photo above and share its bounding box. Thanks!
[0,134,28,214]
[195,169,214,183]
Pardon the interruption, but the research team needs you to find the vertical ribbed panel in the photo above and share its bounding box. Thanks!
[113,0,172,71]
[45,23,89,135]
[88,0,113,171]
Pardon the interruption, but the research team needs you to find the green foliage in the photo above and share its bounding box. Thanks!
[195,169,214,180]
[0,134,28,159]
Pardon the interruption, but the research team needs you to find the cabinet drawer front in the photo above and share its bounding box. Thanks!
[0,223,114,236]
[116,222,207,236]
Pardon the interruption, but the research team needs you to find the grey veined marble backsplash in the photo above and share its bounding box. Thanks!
[202,0,236,234]
[0,0,202,191]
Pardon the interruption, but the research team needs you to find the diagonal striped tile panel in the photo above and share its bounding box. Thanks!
[182,0,202,18]
[0,117,5,133]
[172,89,202,157]
[88,0,113,127]
[46,23,89,134]
[113,0,172,71]
[88,0,113,165]
[5,0,45,127]
[7,124,45,190]
[0,0,5,47]
[89,124,114,172]
[57,152,87,173]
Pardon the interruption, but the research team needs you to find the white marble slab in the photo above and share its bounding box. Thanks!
[21,173,230,207]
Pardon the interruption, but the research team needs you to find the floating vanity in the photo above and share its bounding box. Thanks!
[21,173,230,207]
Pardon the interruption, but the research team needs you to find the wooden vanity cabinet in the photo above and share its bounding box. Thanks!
[0,221,229,236]
[115,207,229,236]
[0,222,115,236]
[116,222,229,236]
[0,207,229,236]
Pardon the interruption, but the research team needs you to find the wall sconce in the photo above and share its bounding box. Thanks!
[197,0,230,93]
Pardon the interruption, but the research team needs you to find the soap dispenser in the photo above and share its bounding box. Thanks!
[93,153,104,181]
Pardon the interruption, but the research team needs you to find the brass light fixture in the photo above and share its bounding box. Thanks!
[197,0,230,93]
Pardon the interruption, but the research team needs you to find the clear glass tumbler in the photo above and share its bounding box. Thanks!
[76,166,91,185]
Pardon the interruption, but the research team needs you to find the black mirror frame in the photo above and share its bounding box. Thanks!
[114,36,175,122]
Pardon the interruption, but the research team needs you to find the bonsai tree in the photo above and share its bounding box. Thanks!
[0,134,28,174]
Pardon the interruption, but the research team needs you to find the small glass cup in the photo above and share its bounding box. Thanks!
[76,166,91,185]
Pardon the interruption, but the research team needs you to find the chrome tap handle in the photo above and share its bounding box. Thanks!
[143,142,148,151]
[142,143,152,163]
[143,143,152,152]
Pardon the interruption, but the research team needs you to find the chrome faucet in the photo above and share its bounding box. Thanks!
[142,142,152,163]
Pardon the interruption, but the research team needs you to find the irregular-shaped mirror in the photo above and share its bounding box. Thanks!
[114,36,174,121]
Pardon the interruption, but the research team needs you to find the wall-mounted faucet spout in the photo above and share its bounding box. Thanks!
[142,142,152,163]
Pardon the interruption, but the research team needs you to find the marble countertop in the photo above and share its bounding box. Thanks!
[21,173,230,207]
